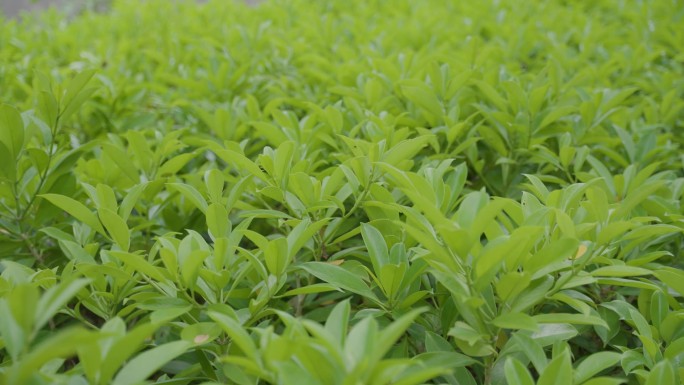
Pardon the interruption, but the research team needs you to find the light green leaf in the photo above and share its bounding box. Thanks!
[0,299,25,360]
[655,269,684,297]
[402,84,443,121]
[533,313,607,328]
[537,348,572,385]
[375,307,427,361]
[61,70,97,119]
[0,103,24,160]
[574,352,622,384]
[107,250,168,282]
[40,194,106,235]
[581,378,626,385]
[591,266,652,278]
[0,141,16,181]
[206,202,230,239]
[150,304,193,324]
[504,358,535,385]
[644,360,676,385]
[157,152,196,177]
[10,328,95,384]
[361,222,390,273]
[208,311,259,361]
[492,312,538,331]
[325,299,351,346]
[112,340,192,385]
[279,283,338,297]
[379,263,407,300]
[119,183,148,221]
[99,208,130,251]
[100,322,160,384]
[382,135,434,167]
[167,183,209,213]
[34,278,90,331]
[511,333,547,373]
[300,262,379,302]
[264,237,289,276]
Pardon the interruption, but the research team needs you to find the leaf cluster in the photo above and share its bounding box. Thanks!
[0,0,683,384]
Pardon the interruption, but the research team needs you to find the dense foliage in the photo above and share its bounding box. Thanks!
[1,0,683,384]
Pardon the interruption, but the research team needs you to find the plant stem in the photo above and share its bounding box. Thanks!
[17,114,60,224]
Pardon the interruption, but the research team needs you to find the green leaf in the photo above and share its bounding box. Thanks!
[361,222,390,273]
[167,183,209,213]
[157,152,196,177]
[112,340,192,385]
[61,70,97,120]
[449,321,495,357]
[644,360,676,385]
[119,183,148,221]
[37,90,59,128]
[279,283,338,297]
[511,333,547,373]
[379,263,407,300]
[591,266,652,278]
[402,84,443,121]
[102,143,139,183]
[34,278,90,331]
[581,378,626,385]
[612,180,666,219]
[531,324,578,347]
[492,312,538,331]
[287,218,328,259]
[0,141,16,181]
[524,238,579,274]
[537,347,572,385]
[504,358,535,385]
[204,169,225,203]
[40,193,106,235]
[538,106,576,131]
[208,311,259,361]
[205,142,270,182]
[325,299,351,345]
[0,299,26,360]
[107,250,168,282]
[206,203,230,239]
[382,135,434,167]
[533,313,607,328]
[0,104,24,161]
[416,351,477,369]
[392,366,450,385]
[62,86,98,122]
[10,327,95,384]
[344,317,378,365]
[150,304,193,324]
[650,290,668,329]
[510,275,554,313]
[95,183,118,211]
[375,307,427,361]
[264,237,289,276]
[300,262,379,302]
[99,208,131,251]
[655,269,684,297]
[660,313,684,343]
[523,174,550,201]
[100,322,160,384]
[574,352,622,384]
[475,80,508,111]
[663,337,684,368]
[181,250,210,288]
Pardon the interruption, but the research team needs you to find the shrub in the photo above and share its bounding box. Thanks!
[0,0,683,384]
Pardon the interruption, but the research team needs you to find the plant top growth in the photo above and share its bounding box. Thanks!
[0,0,683,384]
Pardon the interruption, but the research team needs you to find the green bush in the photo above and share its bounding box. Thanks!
[0,0,683,384]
